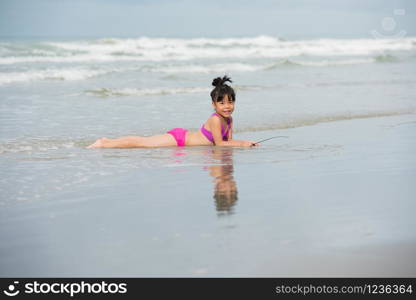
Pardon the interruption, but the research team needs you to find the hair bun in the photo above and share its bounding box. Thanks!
[212,75,232,87]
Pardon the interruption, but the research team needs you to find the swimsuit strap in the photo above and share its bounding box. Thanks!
[201,113,232,143]
[212,113,232,134]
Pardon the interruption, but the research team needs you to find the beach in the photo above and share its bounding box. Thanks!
[1,36,416,276]
[1,113,415,276]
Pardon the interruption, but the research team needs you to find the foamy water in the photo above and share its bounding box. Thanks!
[1,36,415,65]
[1,36,415,98]
[1,35,416,145]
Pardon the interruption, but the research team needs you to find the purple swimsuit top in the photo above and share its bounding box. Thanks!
[200,113,232,143]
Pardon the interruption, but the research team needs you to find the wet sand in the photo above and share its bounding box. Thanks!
[1,114,415,277]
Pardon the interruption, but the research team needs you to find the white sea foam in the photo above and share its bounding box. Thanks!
[84,83,268,97]
[0,36,415,64]
[0,68,109,85]
[146,58,391,74]
[290,58,375,67]
[0,57,398,86]
[147,63,264,74]
[85,87,210,97]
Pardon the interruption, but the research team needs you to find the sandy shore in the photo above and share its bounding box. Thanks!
[1,113,415,277]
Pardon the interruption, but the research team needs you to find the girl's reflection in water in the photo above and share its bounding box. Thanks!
[170,147,238,216]
[206,148,238,216]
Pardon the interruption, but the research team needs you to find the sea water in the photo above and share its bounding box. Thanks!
[1,36,416,276]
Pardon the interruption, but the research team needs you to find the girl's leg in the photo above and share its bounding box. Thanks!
[86,134,177,148]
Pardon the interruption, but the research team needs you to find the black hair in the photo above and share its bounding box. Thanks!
[210,75,236,103]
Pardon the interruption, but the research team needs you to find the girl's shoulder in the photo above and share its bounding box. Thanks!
[206,114,221,126]
[206,116,232,135]
[208,114,232,127]
[210,113,232,122]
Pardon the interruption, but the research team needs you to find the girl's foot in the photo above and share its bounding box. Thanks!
[86,137,107,148]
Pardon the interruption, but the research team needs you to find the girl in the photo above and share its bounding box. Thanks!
[86,76,257,148]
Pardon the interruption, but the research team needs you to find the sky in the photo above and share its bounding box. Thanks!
[0,0,415,39]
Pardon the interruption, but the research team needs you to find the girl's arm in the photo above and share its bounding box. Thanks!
[211,117,255,147]
[227,118,233,141]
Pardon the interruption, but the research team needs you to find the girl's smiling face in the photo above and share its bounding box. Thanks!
[212,94,234,118]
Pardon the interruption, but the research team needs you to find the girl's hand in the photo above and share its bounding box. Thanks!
[241,140,258,147]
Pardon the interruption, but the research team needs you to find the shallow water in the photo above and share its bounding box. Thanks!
[1,36,416,276]
[1,36,416,141]
[1,114,416,276]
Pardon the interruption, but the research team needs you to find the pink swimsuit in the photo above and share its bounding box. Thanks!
[167,113,231,147]
[200,113,231,144]
[167,128,188,147]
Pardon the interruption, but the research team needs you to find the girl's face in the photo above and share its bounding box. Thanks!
[212,94,235,118]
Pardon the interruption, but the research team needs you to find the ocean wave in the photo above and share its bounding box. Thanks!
[265,54,405,68]
[0,54,136,65]
[144,63,263,73]
[1,35,415,64]
[265,58,375,69]
[374,54,400,63]
[83,78,416,98]
[84,84,265,97]
[0,68,109,85]
[0,55,404,86]
[84,87,210,97]
[150,59,386,73]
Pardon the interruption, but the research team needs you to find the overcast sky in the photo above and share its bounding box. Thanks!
[0,0,415,39]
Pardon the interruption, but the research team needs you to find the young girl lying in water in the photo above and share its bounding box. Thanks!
[86,76,257,148]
